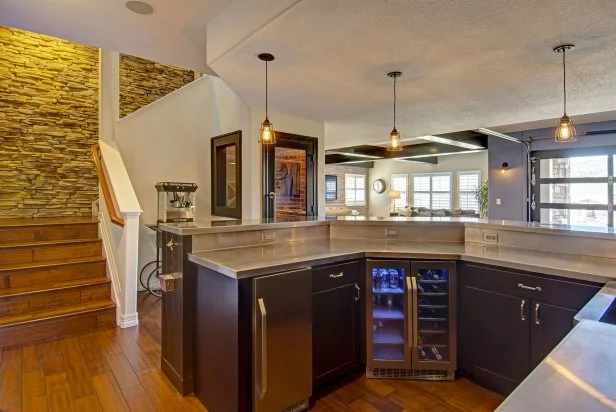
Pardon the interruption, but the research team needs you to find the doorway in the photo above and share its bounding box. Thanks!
[262,132,318,219]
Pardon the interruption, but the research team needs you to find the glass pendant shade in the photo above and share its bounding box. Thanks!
[554,114,576,142]
[259,118,276,144]
[387,128,403,151]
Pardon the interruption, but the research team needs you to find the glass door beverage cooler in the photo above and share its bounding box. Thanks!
[366,260,457,380]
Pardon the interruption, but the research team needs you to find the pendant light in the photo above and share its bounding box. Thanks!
[386,71,403,151]
[258,53,276,144]
[553,45,576,143]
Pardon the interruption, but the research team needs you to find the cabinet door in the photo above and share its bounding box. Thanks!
[530,301,576,367]
[313,283,361,387]
[460,286,530,395]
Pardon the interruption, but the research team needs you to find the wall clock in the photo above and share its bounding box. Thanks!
[373,179,386,194]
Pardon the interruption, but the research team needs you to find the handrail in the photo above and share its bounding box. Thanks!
[92,143,125,227]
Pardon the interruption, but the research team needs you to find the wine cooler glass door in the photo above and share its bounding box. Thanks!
[411,261,457,371]
[366,260,412,369]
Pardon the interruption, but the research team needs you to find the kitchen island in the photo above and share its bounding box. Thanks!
[158,217,616,411]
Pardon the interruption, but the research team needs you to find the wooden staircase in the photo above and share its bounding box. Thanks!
[0,217,115,347]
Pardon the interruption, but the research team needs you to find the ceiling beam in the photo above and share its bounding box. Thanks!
[395,157,438,164]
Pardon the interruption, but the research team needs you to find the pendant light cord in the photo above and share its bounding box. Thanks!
[393,75,397,129]
[265,60,269,119]
[562,50,567,114]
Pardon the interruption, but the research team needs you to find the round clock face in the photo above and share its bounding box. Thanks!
[373,179,386,194]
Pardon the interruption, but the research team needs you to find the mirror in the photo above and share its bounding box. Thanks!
[211,131,242,219]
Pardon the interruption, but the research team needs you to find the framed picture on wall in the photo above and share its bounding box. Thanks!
[325,175,337,201]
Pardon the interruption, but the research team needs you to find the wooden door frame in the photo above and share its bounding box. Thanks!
[262,132,318,219]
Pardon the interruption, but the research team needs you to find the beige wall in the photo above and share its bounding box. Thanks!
[368,151,488,217]
[0,26,99,218]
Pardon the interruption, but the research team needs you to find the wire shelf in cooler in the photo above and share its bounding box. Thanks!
[417,279,448,284]
[418,304,448,309]
[372,287,404,295]
[419,292,448,297]
[418,317,448,322]
[372,305,404,320]
[418,329,449,334]
[373,343,405,361]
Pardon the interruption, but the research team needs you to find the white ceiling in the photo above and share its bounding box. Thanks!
[209,0,616,149]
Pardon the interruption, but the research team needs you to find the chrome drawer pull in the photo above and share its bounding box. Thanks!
[329,272,344,279]
[518,283,542,292]
[535,303,541,325]
[520,299,526,321]
[354,283,360,301]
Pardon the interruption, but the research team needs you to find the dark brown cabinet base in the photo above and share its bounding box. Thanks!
[312,261,362,388]
[458,262,601,396]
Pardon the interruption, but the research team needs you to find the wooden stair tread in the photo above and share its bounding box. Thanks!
[0,299,115,327]
[0,217,98,228]
[0,255,106,272]
[0,238,100,249]
[0,276,110,298]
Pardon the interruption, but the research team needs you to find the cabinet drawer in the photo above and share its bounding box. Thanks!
[461,263,601,311]
[313,261,361,293]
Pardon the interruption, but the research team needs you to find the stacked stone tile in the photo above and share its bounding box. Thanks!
[0,27,99,218]
[119,55,197,118]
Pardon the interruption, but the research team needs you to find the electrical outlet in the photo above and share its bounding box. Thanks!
[385,228,399,238]
[261,231,276,242]
[483,233,499,243]
[496,198,502,205]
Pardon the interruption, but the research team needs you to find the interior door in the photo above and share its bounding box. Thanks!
[530,301,576,367]
[262,132,317,219]
[253,268,312,412]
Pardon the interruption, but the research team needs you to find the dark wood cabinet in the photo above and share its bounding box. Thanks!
[530,301,576,367]
[459,262,602,396]
[312,261,362,387]
[460,286,530,394]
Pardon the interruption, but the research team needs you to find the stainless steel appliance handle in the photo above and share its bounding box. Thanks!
[535,303,541,325]
[409,276,418,349]
[520,299,527,321]
[518,283,542,292]
[329,272,344,279]
[268,192,276,216]
[354,283,360,301]
[258,298,267,399]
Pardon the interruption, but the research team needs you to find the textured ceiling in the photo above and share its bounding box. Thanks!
[209,0,616,149]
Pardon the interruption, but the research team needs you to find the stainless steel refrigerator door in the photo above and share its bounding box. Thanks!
[410,261,457,372]
[253,268,312,412]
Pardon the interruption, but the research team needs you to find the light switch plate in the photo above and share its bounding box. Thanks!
[261,231,276,242]
[385,228,399,238]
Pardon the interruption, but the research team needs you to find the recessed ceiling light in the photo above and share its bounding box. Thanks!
[125,1,154,15]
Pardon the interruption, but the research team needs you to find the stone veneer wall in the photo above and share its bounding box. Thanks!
[119,55,197,118]
[324,164,369,216]
[0,27,99,218]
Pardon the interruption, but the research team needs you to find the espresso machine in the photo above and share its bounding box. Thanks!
[155,182,198,223]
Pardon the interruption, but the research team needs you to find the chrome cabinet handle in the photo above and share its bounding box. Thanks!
[520,299,527,321]
[518,283,542,292]
[329,272,344,279]
[408,276,418,349]
[535,303,541,325]
[258,298,267,399]
[354,283,360,301]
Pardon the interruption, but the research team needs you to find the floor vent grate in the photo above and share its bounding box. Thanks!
[366,367,454,381]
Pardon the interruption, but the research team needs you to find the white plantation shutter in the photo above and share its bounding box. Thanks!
[345,174,366,205]
[413,173,452,209]
[458,171,480,211]
[391,174,408,210]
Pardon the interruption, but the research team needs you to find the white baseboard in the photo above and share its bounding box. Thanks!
[118,309,139,328]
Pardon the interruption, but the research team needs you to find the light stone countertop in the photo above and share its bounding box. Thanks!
[160,216,616,239]
[188,238,616,282]
[496,319,616,412]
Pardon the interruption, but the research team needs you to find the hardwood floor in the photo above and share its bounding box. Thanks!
[0,291,504,411]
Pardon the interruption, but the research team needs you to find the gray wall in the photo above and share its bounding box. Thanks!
[487,120,616,222]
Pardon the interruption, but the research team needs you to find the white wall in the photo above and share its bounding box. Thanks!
[113,75,325,272]
[368,151,488,217]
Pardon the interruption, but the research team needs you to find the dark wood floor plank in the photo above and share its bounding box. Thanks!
[22,343,43,374]
[113,327,157,375]
[22,370,48,412]
[138,369,187,412]
[74,394,103,412]
[0,347,23,411]
[76,332,110,377]
[45,373,75,412]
